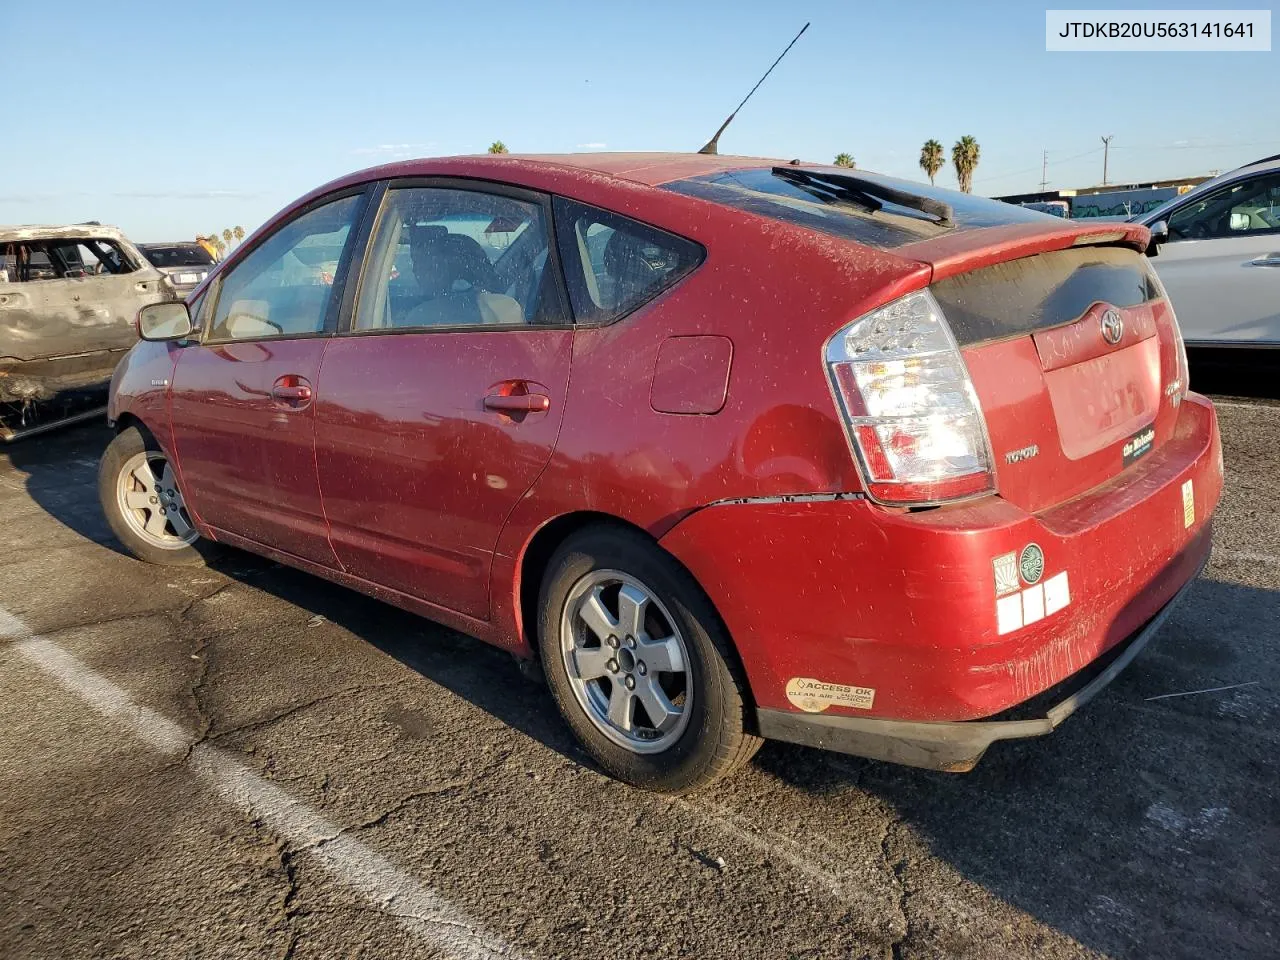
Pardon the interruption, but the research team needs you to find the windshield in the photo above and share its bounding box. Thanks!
[140,244,215,268]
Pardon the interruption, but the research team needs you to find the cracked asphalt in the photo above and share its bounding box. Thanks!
[1,395,1277,960]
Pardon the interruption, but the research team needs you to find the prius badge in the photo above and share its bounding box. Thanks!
[1100,307,1124,345]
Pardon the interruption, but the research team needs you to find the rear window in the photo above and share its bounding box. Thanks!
[552,197,702,324]
[664,167,1052,249]
[931,246,1160,347]
[141,244,216,268]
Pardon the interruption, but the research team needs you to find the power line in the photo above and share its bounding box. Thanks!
[1113,138,1280,151]
[974,146,1102,184]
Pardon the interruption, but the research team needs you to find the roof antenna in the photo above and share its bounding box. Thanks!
[698,22,810,156]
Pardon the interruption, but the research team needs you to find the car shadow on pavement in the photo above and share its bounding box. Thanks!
[4,422,128,555]
[755,574,1279,959]
[213,554,594,764]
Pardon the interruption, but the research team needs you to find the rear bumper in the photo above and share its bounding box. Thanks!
[659,393,1223,729]
[755,547,1207,771]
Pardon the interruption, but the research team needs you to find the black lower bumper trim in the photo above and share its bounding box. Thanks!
[756,557,1206,772]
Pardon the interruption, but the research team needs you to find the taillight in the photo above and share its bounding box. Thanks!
[1148,266,1190,399]
[825,288,995,506]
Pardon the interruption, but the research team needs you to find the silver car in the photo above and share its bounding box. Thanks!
[136,242,216,295]
[1139,155,1280,349]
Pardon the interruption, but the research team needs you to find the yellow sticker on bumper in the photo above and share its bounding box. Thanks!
[785,678,875,713]
[1182,479,1195,529]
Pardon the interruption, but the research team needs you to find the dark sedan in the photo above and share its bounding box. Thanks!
[137,242,216,295]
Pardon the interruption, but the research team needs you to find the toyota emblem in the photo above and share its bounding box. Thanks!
[1100,308,1124,345]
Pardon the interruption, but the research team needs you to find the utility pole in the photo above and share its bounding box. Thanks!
[1101,135,1114,185]
[1039,150,1049,191]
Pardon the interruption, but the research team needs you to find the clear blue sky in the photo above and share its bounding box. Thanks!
[2,1,1275,241]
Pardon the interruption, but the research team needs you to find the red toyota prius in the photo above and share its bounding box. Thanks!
[100,153,1222,792]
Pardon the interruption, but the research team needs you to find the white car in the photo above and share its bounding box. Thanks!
[1139,155,1280,349]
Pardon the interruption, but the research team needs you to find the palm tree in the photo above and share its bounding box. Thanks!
[952,136,981,193]
[222,228,233,249]
[919,139,945,185]
[488,141,508,154]
[833,152,855,168]
[233,225,245,244]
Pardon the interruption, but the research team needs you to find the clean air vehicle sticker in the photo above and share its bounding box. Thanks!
[1182,479,1195,528]
[785,678,875,713]
[1019,543,1045,584]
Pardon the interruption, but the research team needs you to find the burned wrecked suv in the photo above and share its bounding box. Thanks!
[0,224,173,438]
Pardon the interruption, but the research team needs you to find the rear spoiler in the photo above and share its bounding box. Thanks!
[899,221,1151,283]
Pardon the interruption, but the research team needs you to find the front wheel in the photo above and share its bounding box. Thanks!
[538,525,761,793]
[98,425,216,566]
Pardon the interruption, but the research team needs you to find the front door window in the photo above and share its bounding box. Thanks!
[1167,174,1280,241]
[208,194,362,341]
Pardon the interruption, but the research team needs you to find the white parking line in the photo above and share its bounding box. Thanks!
[0,607,524,960]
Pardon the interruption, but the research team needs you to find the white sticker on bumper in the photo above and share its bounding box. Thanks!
[997,571,1070,634]
[1022,583,1045,625]
[997,593,1024,635]
[1044,571,1070,615]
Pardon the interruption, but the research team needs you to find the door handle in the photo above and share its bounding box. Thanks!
[271,384,313,402]
[1247,254,1280,267]
[483,393,550,413]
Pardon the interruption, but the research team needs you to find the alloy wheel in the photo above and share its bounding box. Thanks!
[559,569,692,754]
[115,450,198,550]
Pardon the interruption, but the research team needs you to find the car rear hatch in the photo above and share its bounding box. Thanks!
[913,223,1187,513]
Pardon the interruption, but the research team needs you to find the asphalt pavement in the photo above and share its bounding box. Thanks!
[0,395,1276,960]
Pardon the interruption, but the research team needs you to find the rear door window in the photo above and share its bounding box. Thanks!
[353,186,560,330]
[552,198,702,324]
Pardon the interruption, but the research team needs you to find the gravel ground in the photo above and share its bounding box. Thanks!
[0,395,1275,960]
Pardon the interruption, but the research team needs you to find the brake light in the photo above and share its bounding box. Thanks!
[1148,266,1190,399]
[825,288,995,505]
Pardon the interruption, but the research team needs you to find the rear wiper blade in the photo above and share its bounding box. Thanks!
[772,167,954,226]
[771,168,884,218]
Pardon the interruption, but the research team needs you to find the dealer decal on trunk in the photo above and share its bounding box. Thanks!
[1123,425,1155,468]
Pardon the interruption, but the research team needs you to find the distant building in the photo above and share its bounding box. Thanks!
[994,175,1211,219]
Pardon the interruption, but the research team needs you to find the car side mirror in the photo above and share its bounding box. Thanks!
[1146,220,1169,257]
[137,301,194,341]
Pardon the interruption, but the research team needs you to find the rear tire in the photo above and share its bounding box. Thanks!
[538,525,761,793]
[98,425,217,567]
